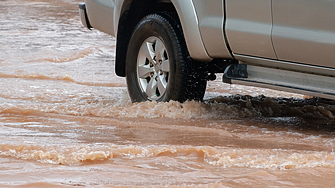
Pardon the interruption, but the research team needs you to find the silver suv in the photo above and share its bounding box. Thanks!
[79,0,335,102]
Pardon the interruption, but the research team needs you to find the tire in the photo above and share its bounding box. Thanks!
[125,13,207,103]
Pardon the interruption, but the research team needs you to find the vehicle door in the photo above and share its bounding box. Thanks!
[225,0,276,59]
[272,0,335,69]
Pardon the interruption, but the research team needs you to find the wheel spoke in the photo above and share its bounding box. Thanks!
[157,75,167,95]
[141,42,155,63]
[155,39,165,61]
[161,60,170,72]
[138,64,154,78]
[146,77,157,98]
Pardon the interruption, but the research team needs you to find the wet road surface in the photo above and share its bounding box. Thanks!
[1,0,335,187]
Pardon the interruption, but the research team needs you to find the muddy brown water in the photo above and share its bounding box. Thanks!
[1,0,335,187]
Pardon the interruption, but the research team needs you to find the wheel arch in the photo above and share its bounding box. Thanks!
[114,0,211,77]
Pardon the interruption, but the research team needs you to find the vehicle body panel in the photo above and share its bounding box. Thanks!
[85,0,115,36]
[225,0,277,59]
[272,0,335,69]
[193,0,232,58]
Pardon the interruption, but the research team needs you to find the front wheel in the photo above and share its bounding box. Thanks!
[126,13,207,103]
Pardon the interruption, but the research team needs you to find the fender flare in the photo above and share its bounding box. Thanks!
[169,0,212,62]
[115,0,212,62]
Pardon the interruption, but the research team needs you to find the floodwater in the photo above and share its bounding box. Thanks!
[1,0,335,187]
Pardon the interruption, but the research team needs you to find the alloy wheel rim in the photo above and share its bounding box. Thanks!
[137,36,170,101]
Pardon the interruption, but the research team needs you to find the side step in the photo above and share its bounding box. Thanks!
[223,64,335,100]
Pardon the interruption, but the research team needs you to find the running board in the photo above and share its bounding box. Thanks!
[223,64,335,100]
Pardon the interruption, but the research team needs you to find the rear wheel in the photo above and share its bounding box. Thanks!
[126,13,207,103]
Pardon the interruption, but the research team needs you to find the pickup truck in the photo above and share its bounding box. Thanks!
[79,0,335,103]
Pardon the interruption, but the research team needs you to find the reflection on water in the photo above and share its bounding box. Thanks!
[1,0,335,187]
